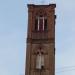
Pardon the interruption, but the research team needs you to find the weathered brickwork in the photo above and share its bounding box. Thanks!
[25,4,56,75]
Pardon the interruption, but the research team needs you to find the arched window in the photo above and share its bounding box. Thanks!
[36,51,44,70]
[35,15,47,31]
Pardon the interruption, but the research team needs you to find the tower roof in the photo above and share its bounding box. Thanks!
[27,4,56,8]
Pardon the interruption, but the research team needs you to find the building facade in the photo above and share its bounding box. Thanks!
[25,4,56,75]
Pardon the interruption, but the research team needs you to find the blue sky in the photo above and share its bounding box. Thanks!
[0,0,75,75]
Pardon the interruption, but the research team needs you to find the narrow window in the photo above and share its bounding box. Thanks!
[35,16,47,31]
[44,19,47,31]
[39,17,43,31]
[35,19,38,31]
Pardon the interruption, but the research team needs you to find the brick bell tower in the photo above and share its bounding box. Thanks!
[25,4,56,75]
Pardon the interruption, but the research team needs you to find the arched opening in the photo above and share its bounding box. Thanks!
[35,15,47,31]
[36,50,44,70]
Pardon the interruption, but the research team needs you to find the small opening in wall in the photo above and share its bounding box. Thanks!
[35,16,48,31]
